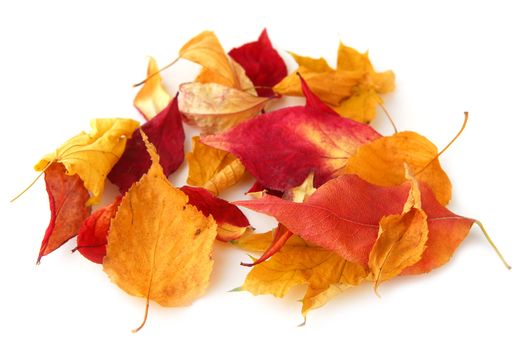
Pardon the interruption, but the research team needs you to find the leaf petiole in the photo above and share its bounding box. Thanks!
[474,221,511,270]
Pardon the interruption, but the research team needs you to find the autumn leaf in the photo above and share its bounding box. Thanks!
[196,57,256,93]
[235,175,409,265]
[75,197,122,264]
[346,131,452,206]
[103,131,217,332]
[186,136,245,195]
[180,186,250,242]
[202,76,380,192]
[274,42,395,123]
[134,56,170,120]
[368,174,428,291]
[229,29,287,97]
[37,163,91,263]
[178,82,272,134]
[34,118,139,205]
[235,231,367,317]
[108,96,184,193]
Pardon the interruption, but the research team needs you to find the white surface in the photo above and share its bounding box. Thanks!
[1,0,522,349]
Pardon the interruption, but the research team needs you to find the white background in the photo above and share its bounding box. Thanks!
[1,0,522,349]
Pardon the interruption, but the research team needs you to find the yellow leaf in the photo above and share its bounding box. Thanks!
[34,119,139,205]
[133,57,171,120]
[238,232,367,316]
[180,31,238,88]
[368,176,429,292]
[196,57,256,93]
[283,172,316,203]
[179,82,271,134]
[345,131,452,205]
[273,42,395,122]
[103,131,217,331]
[187,136,246,195]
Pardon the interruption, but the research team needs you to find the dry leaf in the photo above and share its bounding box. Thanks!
[134,57,170,120]
[103,131,217,331]
[187,136,245,195]
[34,119,139,205]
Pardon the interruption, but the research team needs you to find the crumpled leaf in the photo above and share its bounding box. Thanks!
[134,56,170,120]
[103,131,217,332]
[235,175,409,265]
[75,197,122,264]
[196,57,256,93]
[345,131,452,206]
[108,96,184,193]
[186,136,245,195]
[38,163,91,263]
[229,29,287,97]
[180,31,239,88]
[179,82,271,134]
[274,42,395,123]
[202,76,380,192]
[180,186,250,242]
[235,232,367,316]
[35,118,139,205]
[368,174,428,290]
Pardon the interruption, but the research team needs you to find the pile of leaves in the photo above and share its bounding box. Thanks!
[14,29,510,331]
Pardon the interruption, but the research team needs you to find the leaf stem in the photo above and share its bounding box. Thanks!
[10,162,53,202]
[474,221,511,270]
[377,98,398,134]
[416,112,468,176]
[133,56,180,88]
[132,299,150,333]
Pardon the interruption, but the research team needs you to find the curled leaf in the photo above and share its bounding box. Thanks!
[134,57,171,120]
[38,163,91,263]
[35,118,139,205]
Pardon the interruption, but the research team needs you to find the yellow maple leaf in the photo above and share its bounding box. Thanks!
[103,131,217,332]
[186,136,246,195]
[34,118,139,205]
[133,56,171,120]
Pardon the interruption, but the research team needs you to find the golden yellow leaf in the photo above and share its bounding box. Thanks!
[179,82,271,134]
[34,119,139,205]
[133,56,171,120]
[345,131,452,206]
[180,31,238,88]
[283,172,316,203]
[103,131,217,331]
[186,136,246,195]
[273,42,395,123]
[196,57,256,93]
[368,175,429,292]
[237,232,367,316]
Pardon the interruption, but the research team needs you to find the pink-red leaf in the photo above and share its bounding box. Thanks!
[108,96,184,193]
[229,29,287,97]
[38,163,91,263]
[75,197,122,264]
[202,77,380,192]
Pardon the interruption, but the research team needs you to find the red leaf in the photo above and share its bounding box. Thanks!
[180,186,250,242]
[108,95,185,193]
[235,175,409,265]
[229,29,287,97]
[38,163,91,263]
[241,224,293,267]
[202,77,380,192]
[75,197,122,264]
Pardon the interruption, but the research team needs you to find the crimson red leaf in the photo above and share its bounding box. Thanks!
[75,197,122,264]
[229,29,287,97]
[38,163,91,263]
[202,77,380,192]
[108,95,184,193]
[180,186,250,242]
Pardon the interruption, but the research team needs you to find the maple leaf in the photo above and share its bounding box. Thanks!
[75,197,122,264]
[34,118,139,205]
[178,82,272,134]
[134,56,170,120]
[180,186,250,242]
[235,232,367,317]
[229,29,287,97]
[274,42,395,123]
[202,76,380,192]
[108,96,184,193]
[37,163,91,263]
[186,136,246,195]
[103,131,217,332]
